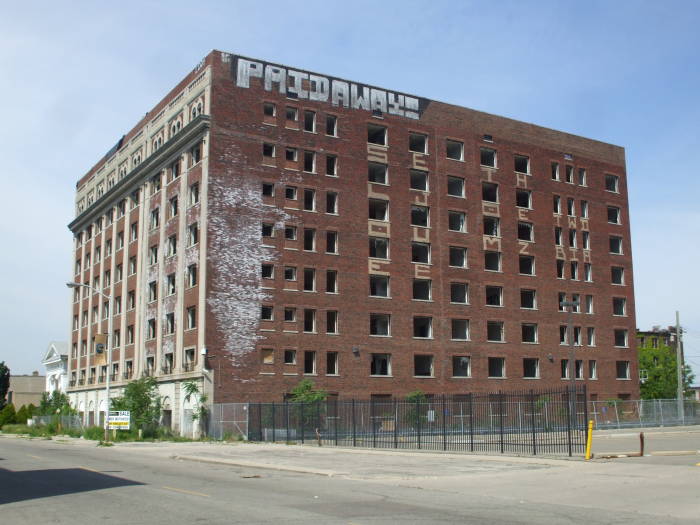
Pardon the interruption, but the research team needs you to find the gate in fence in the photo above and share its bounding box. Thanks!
[247,386,588,456]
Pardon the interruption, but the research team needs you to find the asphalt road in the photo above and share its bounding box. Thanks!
[1,436,698,524]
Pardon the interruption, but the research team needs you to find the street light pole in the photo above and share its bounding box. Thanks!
[561,298,580,427]
[67,282,113,442]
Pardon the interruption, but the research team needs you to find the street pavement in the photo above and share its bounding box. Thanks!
[1,432,699,524]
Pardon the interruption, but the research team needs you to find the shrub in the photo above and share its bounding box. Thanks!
[1,424,31,434]
[0,404,16,428]
[82,426,105,441]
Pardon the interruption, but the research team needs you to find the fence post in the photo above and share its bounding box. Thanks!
[352,399,356,447]
[371,397,376,448]
[442,395,447,451]
[565,388,572,457]
[334,400,338,446]
[272,403,276,443]
[499,391,504,454]
[300,402,305,444]
[394,399,398,449]
[285,400,289,442]
[469,393,474,452]
[316,401,321,443]
[416,398,422,450]
[583,385,589,453]
[258,403,263,441]
[530,389,536,455]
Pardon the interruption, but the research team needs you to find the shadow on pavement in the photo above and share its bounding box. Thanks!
[0,467,144,504]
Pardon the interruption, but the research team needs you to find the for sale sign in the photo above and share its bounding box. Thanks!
[107,411,130,430]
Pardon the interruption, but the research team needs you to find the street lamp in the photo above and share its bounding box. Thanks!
[67,281,114,442]
[560,298,580,427]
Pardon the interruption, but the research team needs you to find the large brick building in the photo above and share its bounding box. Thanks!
[67,50,638,427]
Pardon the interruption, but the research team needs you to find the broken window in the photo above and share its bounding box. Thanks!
[448,211,466,232]
[285,186,297,200]
[261,349,274,365]
[326,191,338,214]
[611,266,624,284]
[484,251,501,271]
[413,279,431,300]
[369,237,389,259]
[551,162,559,181]
[554,227,563,246]
[613,297,626,316]
[565,165,574,183]
[326,311,338,335]
[605,174,619,193]
[261,223,274,238]
[485,286,502,307]
[487,321,504,342]
[411,205,429,227]
[483,216,500,236]
[588,360,597,378]
[303,188,315,211]
[614,328,627,348]
[616,360,630,379]
[560,359,570,378]
[569,229,577,247]
[520,289,536,309]
[188,223,198,246]
[263,102,275,117]
[523,358,539,378]
[514,155,530,174]
[261,305,273,321]
[413,316,432,338]
[522,324,538,343]
[553,195,561,214]
[303,110,316,132]
[587,327,596,346]
[516,189,532,208]
[285,147,298,162]
[303,151,315,172]
[409,133,427,153]
[367,124,387,145]
[284,266,296,281]
[323,155,337,178]
[518,222,534,242]
[303,228,315,251]
[452,356,471,377]
[326,270,338,293]
[284,307,296,322]
[263,143,275,158]
[303,309,316,333]
[450,282,469,304]
[559,326,568,345]
[608,206,621,224]
[482,182,498,202]
[369,275,390,297]
[304,351,316,374]
[446,140,464,160]
[326,351,339,374]
[584,262,592,282]
[480,147,496,167]
[284,225,297,240]
[414,355,434,376]
[488,357,505,378]
[371,353,391,376]
[567,198,575,216]
[411,242,430,263]
[370,313,390,336]
[284,350,296,365]
[285,106,298,122]
[369,199,389,221]
[609,236,623,254]
[585,295,594,314]
[326,231,338,254]
[410,169,428,191]
[578,168,587,186]
[326,114,337,136]
[570,260,579,280]
[261,263,274,279]
[303,268,316,291]
[556,259,565,278]
[447,176,464,197]
[368,162,388,184]
[519,255,535,275]
[449,246,467,267]
[262,182,274,197]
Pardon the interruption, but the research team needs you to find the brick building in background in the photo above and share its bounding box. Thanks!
[67,51,637,426]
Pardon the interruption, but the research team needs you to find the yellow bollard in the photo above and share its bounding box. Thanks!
[585,420,594,460]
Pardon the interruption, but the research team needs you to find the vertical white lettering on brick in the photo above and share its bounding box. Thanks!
[287,70,309,99]
[309,74,329,102]
[331,80,350,107]
[264,66,286,93]
[370,89,388,113]
[387,93,405,117]
[236,59,263,88]
[351,85,371,111]
[404,96,420,120]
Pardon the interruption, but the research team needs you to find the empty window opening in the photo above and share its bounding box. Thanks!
[516,189,532,208]
[261,223,274,238]
[452,356,471,377]
[326,231,338,254]
[616,361,630,379]
[569,229,577,247]
[609,236,623,254]
[303,151,315,172]
[518,222,534,241]
[326,270,338,293]
[284,266,296,281]
[303,309,316,332]
[448,211,466,232]
[521,289,536,309]
[519,255,535,275]
[480,147,496,167]
[414,355,434,376]
[567,198,575,216]
[286,106,298,122]
[326,352,338,374]
[522,324,538,343]
[488,357,505,378]
[514,155,530,174]
[369,275,390,297]
[409,133,427,153]
[570,261,579,280]
[487,321,504,342]
[555,227,563,245]
[263,102,275,117]
[551,162,560,180]
[553,195,561,214]
[413,279,432,300]
[523,358,539,378]
[284,307,296,322]
[326,192,338,214]
[303,228,315,251]
[411,205,429,227]
[611,266,624,285]
[411,242,430,263]
[326,115,338,136]
[447,176,464,197]
[449,246,467,267]
[261,305,273,321]
[450,282,468,303]
[367,124,387,145]
[482,182,498,202]
[326,311,338,334]
[370,313,390,336]
[410,170,428,191]
[371,354,391,376]
[614,329,628,347]
[284,225,297,240]
[446,140,464,160]
[578,168,586,186]
[303,188,315,211]
[369,237,389,259]
[368,162,388,184]
[261,264,274,279]
[605,174,620,192]
[608,206,621,224]
[304,351,316,374]
[483,216,500,236]
[284,350,296,365]
[285,148,298,162]
[565,165,574,183]
[413,317,433,338]
[263,143,275,158]
[303,268,316,291]
[484,251,501,271]
[369,199,389,221]
[285,186,297,200]
[485,286,502,306]
[556,259,565,278]
[303,110,316,132]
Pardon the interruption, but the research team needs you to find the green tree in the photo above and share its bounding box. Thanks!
[639,345,696,400]
[182,380,209,437]
[0,404,16,428]
[38,391,75,416]
[110,376,161,430]
[14,405,29,425]
[0,361,9,410]
[289,379,327,403]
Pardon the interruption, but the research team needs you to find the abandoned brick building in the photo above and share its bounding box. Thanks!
[67,50,638,422]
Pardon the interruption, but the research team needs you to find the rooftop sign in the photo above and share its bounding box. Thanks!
[234,56,426,120]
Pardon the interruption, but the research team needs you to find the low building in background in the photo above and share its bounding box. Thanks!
[7,372,45,408]
[42,341,69,393]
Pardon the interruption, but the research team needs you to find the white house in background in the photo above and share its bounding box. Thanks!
[42,342,69,393]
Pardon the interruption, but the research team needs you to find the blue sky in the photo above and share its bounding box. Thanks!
[1,1,698,383]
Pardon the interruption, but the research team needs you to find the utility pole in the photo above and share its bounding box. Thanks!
[675,311,684,423]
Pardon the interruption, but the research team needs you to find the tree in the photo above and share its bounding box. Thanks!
[182,380,209,437]
[289,379,327,403]
[0,361,9,410]
[38,391,75,416]
[110,376,161,430]
[639,345,696,400]
[0,404,16,428]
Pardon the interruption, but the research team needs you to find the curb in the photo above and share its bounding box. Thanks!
[594,450,700,459]
[172,454,344,477]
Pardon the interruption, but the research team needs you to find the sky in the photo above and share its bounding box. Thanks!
[1,0,698,384]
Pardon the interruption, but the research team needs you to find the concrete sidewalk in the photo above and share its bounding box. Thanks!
[591,425,700,457]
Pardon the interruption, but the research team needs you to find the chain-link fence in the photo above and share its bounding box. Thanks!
[31,415,83,429]
[208,403,249,440]
[589,399,700,429]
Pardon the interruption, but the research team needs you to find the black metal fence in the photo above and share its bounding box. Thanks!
[248,386,588,456]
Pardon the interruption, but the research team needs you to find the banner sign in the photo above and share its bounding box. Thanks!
[108,411,130,430]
